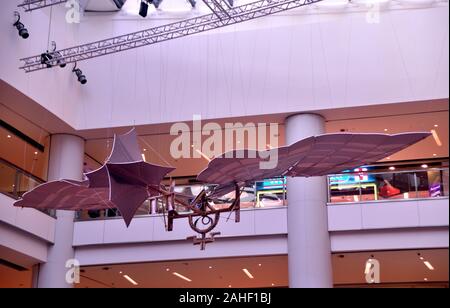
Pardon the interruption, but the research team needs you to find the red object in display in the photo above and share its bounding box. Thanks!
[379,182,401,198]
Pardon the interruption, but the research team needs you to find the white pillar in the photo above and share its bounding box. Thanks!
[285,114,333,288]
[37,134,84,288]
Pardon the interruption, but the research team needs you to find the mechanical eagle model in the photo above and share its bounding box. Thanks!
[15,128,430,249]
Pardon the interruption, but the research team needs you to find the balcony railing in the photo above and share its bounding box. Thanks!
[0,158,44,199]
[76,178,288,221]
[327,168,449,204]
[0,158,55,217]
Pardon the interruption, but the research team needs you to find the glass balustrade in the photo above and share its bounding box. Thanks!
[327,168,449,204]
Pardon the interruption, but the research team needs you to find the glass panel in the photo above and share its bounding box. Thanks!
[255,178,285,208]
[328,168,449,204]
[416,170,444,198]
[0,162,17,197]
[329,173,362,203]
[16,172,41,198]
[443,169,449,197]
[376,172,417,200]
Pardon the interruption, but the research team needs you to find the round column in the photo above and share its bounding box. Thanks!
[285,114,333,288]
[37,134,84,288]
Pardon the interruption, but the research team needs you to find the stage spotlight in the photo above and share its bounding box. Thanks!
[139,0,149,17]
[73,63,87,85]
[40,52,53,68]
[188,0,196,7]
[13,11,29,39]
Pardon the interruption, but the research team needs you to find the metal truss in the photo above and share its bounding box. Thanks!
[20,0,322,72]
[18,0,67,12]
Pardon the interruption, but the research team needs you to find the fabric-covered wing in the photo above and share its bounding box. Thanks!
[106,161,175,186]
[198,132,430,196]
[108,128,142,163]
[14,180,113,210]
[108,175,149,227]
[286,133,431,176]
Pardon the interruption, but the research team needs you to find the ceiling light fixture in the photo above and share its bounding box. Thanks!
[389,166,396,170]
[13,11,29,39]
[421,164,428,169]
[72,62,87,85]
[123,274,138,286]
[430,129,442,146]
[242,268,254,279]
[173,272,192,282]
[434,124,438,128]
[423,261,435,271]
[7,135,11,138]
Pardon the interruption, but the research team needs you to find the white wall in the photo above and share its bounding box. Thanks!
[327,198,450,231]
[73,206,287,245]
[0,193,55,264]
[73,199,449,265]
[0,193,55,243]
[1,2,448,130]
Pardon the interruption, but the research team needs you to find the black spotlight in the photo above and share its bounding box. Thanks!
[73,64,87,85]
[13,12,29,39]
[139,0,149,18]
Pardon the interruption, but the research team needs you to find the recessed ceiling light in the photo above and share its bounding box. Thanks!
[258,264,262,267]
[424,278,428,281]
[143,148,147,151]
[431,129,442,147]
[271,283,275,286]
[386,157,391,160]
[119,271,123,274]
[434,124,438,127]
[384,128,388,132]
[173,272,192,282]
[433,154,437,156]
[423,261,435,271]
[7,135,11,138]
[166,268,170,272]
[421,164,428,168]
[208,266,213,269]
[242,268,254,279]
[228,285,232,288]
[123,275,138,286]
[389,166,396,170]
[34,151,38,155]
